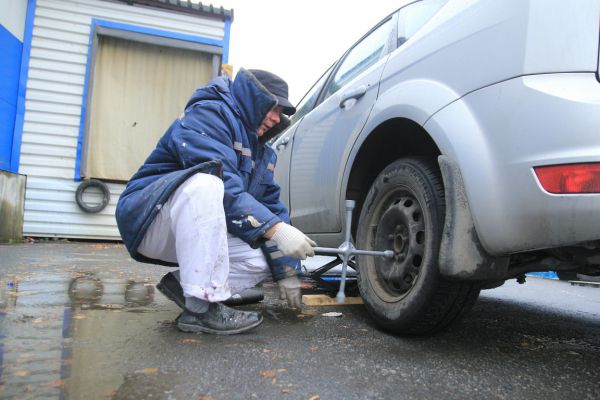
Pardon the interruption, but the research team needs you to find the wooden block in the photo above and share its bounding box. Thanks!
[302,294,363,306]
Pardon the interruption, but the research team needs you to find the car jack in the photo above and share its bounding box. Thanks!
[311,200,394,303]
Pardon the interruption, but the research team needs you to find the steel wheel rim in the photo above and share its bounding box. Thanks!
[369,188,426,301]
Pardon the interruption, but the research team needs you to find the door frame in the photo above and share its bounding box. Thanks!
[74,18,230,181]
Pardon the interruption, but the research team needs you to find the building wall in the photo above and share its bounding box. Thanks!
[0,0,28,172]
[18,0,228,239]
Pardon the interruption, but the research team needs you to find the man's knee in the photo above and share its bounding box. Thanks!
[180,173,224,200]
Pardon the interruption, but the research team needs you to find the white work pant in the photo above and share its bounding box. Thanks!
[137,173,270,302]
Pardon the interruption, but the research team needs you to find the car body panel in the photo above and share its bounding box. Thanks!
[424,73,600,254]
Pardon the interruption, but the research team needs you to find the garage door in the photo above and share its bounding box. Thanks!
[83,36,214,181]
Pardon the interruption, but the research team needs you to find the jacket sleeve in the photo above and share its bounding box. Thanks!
[169,101,282,247]
[258,149,301,280]
[260,179,291,224]
[261,240,302,281]
[258,147,291,223]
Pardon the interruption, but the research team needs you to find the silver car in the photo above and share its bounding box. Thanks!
[273,0,600,334]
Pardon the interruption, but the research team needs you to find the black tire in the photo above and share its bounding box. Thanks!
[75,179,110,213]
[356,158,480,335]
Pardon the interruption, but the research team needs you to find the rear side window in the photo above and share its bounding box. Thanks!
[322,17,395,100]
[397,0,447,46]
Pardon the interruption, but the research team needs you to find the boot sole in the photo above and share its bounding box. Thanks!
[156,281,185,309]
[176,315,264,335]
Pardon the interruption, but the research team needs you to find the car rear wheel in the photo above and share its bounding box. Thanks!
[356,157,480,335]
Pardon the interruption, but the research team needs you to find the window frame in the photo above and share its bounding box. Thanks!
[396,0,448,48]
[314,13,398,107]
[290,63,335,125]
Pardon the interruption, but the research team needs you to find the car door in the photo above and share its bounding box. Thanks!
[288,15,397,233]
[273,66,334,210]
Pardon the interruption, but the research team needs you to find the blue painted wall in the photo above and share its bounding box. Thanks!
[0,24,22,172]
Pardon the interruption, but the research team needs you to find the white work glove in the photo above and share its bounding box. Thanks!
[278,276,302,309]
[271,223,316,260]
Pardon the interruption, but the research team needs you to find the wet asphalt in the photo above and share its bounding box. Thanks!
[0,241,599,400]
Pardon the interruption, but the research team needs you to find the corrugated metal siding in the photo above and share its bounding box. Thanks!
[20,0,225,239]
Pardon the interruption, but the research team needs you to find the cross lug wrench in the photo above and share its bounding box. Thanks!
[312,200,394,303]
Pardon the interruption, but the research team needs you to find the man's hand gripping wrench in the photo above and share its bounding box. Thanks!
[312,200,394,303]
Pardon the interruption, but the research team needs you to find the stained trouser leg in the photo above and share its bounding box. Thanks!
[138,173,232,302]
[227,234,271,294]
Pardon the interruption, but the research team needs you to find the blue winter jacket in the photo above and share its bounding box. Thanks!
[115,69,299,281]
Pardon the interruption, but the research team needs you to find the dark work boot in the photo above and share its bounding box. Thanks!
[156,271,264,308]
[156,271,185,309]
[176,302,263,335]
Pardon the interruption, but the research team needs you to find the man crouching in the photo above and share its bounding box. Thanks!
[115,69,315,334]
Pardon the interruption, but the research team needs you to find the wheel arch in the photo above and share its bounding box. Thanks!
[345,117,442,237]
[344,114,510,281]
[342,76,460,236]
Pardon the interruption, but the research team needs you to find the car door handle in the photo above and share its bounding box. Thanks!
[339,85,367,108]
[276,136,290,150]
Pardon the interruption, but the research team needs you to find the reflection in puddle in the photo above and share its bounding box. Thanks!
[0,271,155,399]
[68,274,155,308]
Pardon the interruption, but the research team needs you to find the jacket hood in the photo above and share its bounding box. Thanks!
[184,68,278,136]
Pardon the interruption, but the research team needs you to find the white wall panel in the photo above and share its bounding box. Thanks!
[35,16,91,34]
[26,200,117,216]
[31,37,88,54]
[24,111,80,126]
[28,69,85,85]
[21,143,76,158]
[32,48,88,64]
[34,26,90,44]
[29,59,87,75]
[20,165,74,179]
[20,0,228,239]
[27,100,82,116]
[27,90,83,106]
[24,122,80,138]
[24,134,78,148]
[27,80,83,95]
[22,154,75,169]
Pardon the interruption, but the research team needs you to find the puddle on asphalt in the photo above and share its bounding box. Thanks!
[0,270,161,399]
[263,307,316,323]
[0,269,320,399]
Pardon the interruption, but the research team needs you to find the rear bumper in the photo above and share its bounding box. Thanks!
[427,73,600,255]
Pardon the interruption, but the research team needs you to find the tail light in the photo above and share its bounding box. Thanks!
[534,163,600,194]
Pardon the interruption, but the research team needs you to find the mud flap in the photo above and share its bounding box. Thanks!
[437,155,509,280]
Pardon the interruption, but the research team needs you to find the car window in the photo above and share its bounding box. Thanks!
[290,65,334,125]
[397,0,447,46]
[322,17,394,100]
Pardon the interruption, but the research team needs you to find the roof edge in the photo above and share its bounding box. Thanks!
[114,0,234,22]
